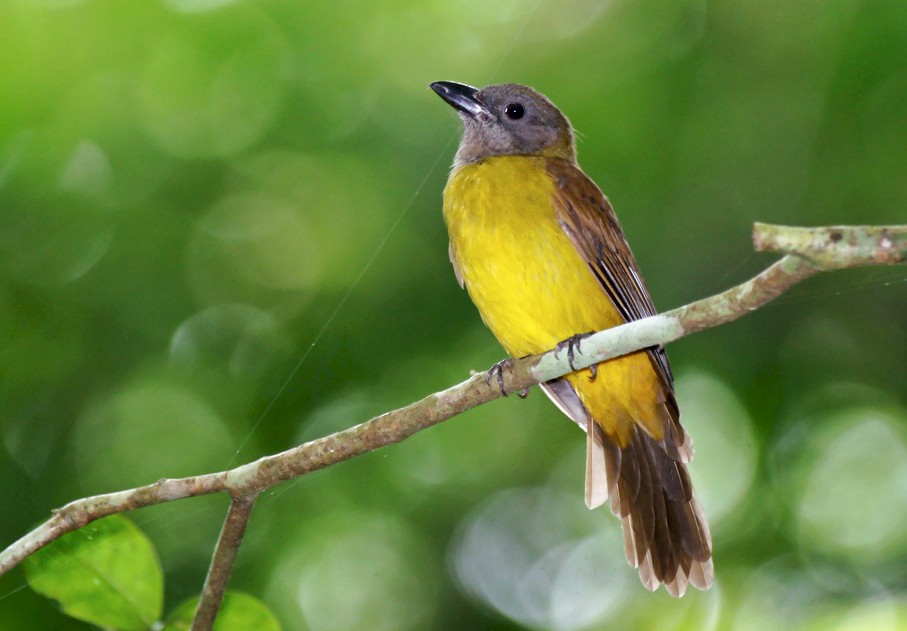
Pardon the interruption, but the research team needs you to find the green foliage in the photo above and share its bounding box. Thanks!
[163,592,282,631]
[22,516,282,630]
[23,516,163,630]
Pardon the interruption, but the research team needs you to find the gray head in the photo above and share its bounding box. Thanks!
[430,81,576,166]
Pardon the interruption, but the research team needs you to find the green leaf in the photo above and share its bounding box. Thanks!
[23,514,163,630]
[162,591,281,631]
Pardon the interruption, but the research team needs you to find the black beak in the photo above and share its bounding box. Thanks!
[430,81,488,118]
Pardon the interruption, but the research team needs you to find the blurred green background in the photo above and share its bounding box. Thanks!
[2,0,907,629]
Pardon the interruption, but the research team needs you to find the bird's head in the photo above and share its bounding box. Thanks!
[430,81,576,166]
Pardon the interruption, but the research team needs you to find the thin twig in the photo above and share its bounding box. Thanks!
[1,223,904,580]
[191,493,259,631]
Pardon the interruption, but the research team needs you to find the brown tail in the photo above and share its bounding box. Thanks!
[596,422,713,597]
[540,378,713,596]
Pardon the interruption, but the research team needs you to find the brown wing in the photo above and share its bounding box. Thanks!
[545,157,675,410]
[543,157,712,596]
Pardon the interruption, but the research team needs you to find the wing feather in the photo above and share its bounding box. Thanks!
[546,158,682,436]
[542,158,713,596]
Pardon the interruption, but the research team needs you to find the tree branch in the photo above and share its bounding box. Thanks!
[1,223,904,592]
[191,493,259,631]
[753,223,907,267]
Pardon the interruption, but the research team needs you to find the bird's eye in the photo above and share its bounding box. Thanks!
[504,103,524,120]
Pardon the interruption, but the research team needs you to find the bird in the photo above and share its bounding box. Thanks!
[430,80,713,597]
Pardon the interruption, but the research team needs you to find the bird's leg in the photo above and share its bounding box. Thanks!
[486,358,514,396]
[554,331,594,371]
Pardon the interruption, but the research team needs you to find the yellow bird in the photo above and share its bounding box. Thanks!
[430,80,713,596]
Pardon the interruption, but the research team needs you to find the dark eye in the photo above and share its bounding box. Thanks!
[504,103,524,120]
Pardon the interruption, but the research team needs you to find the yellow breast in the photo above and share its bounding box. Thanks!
[442,155,664,444]
[443,156,622,357]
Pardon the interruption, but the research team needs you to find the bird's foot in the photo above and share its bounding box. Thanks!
[554,331,594,371]
[486,358,515,396]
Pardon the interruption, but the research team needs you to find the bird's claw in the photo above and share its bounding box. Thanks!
[554,331,594,371]
[486,359,514,396]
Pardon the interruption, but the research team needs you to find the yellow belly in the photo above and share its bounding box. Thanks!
[443,156,663,443]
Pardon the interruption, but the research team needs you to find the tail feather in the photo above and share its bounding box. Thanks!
[642,435,675,582]
[540,378,713,596]
[584,416,609,509]
[596,418,713,597]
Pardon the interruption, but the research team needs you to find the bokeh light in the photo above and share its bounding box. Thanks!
[170,303,294,385]
[191,192,321,292]
[675,368,758,525]
[135,9,289,160]
[0,131,114,286]
[793,405,907,562]
[451,487,627,630]
[807,597,907,631]
[731,559,833,631]
[74,378,235,492]
[163,0,240,14]
[267,512,439,631]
